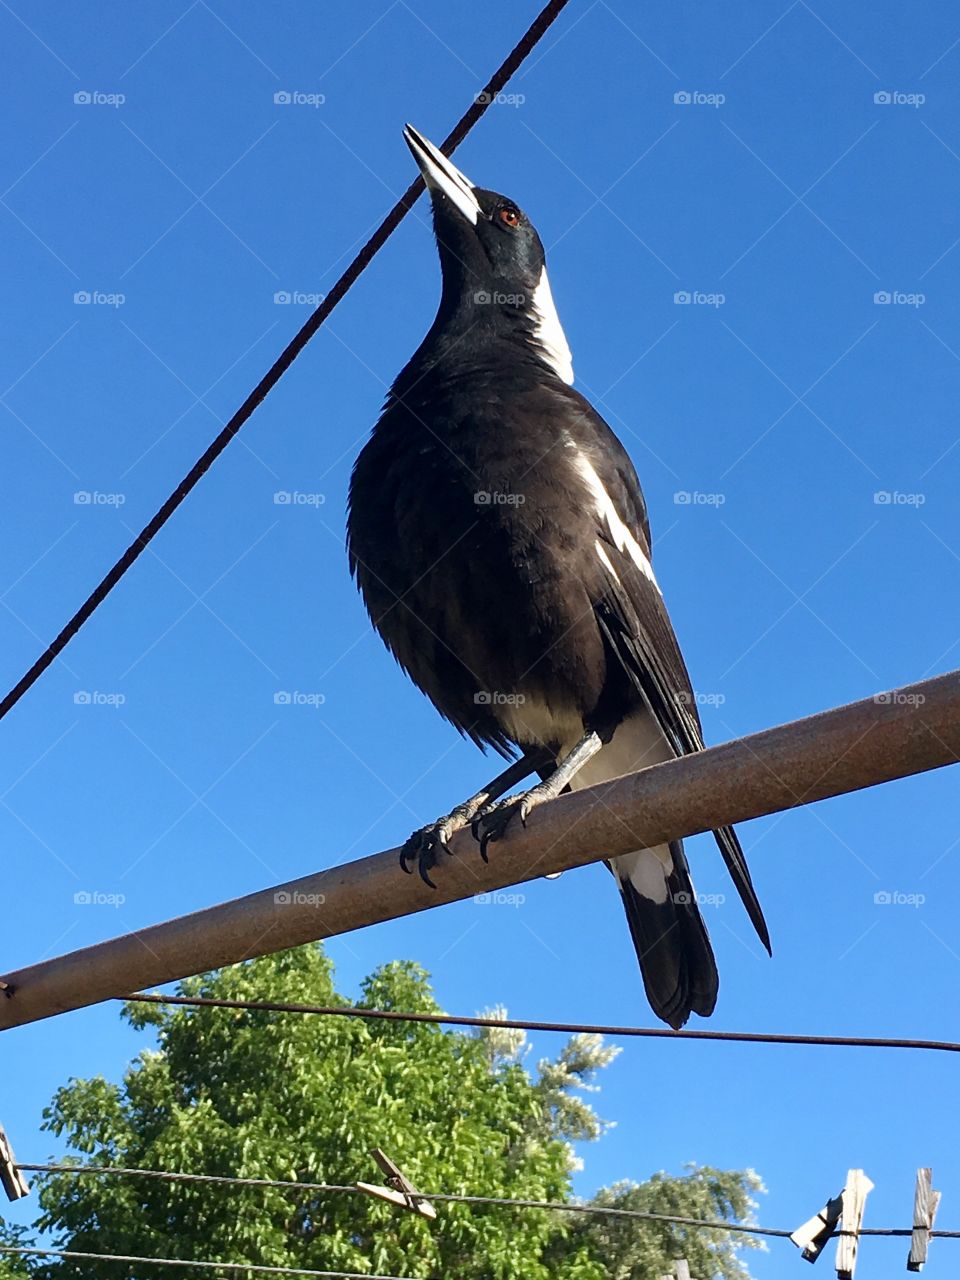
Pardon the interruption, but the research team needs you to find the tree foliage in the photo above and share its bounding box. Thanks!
[554,1170,765,1280]
[0,1225,34,1279]
[1,946,763,1279]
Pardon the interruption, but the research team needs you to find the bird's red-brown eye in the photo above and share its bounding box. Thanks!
[498,206,521,227]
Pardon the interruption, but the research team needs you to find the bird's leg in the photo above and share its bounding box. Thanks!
[473,730,603,859]
[400,748,552,888]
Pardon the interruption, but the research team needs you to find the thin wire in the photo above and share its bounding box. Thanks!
[0,0,571,725]
[123,992,960,1054]
[18,1164,353,1195]
[16,1163,960,1240]
[0,1246,430,1278]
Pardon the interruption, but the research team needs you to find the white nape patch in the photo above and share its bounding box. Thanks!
[530,267,574,385]
[564,708,677,902]
[572,452,660,592]
[595,540,621,585]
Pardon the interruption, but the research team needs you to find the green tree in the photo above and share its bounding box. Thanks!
[553,1170,765,1280]
[3,947,762,1278]
[0,1225,34,1279]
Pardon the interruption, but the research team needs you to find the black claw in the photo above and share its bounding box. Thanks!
[400,825,445,888]
[474,799,523,859]
[406,801,512,881]
[473,808,500,850]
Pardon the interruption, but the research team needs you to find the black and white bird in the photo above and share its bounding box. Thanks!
[347,126,770,1028]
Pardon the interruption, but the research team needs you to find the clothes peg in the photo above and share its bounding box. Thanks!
[355,1147,436,1220]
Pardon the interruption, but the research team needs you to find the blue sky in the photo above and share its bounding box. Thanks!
[2,2,960,1275]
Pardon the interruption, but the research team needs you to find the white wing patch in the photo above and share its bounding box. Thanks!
[572,452,661,592]
[595,541,621,584]
[530,268,574,385]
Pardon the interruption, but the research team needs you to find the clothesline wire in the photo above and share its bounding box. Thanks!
[15,1161,960,1240]
[0,1245,431,1279]
[123,992,960,1055]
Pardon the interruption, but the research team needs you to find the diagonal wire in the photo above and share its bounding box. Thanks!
[0,0,572,725]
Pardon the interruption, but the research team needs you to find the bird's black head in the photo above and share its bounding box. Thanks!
[403,124,573,385]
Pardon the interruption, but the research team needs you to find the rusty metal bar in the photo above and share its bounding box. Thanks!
[2,671,958,1031]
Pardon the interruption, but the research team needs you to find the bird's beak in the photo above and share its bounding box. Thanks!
[404,124,482,226]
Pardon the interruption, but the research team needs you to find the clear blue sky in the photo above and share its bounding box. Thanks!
[3,2,960,1275]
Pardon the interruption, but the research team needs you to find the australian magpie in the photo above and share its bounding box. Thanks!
[346,125,770,1028]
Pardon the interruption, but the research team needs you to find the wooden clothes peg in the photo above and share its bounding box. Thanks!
[907,1168,940,1272]
[791,1192,844,1263]
[836,1169,874,1280]
[0,1125,29,1201]
[355,1147,436,1220]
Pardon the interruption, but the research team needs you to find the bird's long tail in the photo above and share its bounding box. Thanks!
[611,842,718,1027]
[564,710,718,1028]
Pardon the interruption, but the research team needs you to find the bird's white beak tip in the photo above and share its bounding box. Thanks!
[403,123,481,226]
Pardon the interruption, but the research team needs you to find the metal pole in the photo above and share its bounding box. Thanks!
[2,671,958,1031]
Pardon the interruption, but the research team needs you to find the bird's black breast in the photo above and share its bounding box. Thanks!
[347,368,639,752]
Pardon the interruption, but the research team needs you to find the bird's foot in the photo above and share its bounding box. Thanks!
[399,803,478,889]
[471,780,555,860]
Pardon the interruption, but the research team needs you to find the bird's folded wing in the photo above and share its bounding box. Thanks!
[591,489,771,953]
